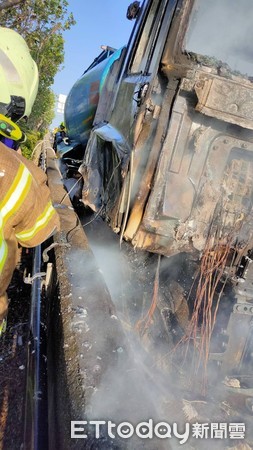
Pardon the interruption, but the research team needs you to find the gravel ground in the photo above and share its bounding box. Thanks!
[0,249,32,450]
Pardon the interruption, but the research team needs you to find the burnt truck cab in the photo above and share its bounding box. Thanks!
[79,0,253,379]
[80,0,253,257]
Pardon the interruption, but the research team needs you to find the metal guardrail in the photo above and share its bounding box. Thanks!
[23,142,49,450]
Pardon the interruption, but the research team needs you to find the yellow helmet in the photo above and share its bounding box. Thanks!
[0,27,39,121]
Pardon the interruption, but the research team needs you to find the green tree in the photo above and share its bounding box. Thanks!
[0,0,23,11]
[28,86,56,131]
[0,0,75,40]
[0,0,75,131]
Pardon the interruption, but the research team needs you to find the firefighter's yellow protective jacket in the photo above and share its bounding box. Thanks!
[0,142,60,318]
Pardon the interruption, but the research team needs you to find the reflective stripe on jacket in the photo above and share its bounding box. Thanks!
[0,142,60,295]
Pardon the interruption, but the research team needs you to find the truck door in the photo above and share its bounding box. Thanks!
[109,0,178,144]
[81,0,179,223]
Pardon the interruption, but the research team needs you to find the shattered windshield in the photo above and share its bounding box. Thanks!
[184,0,253,77]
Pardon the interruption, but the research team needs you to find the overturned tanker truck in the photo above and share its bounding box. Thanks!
[60,0,253,383]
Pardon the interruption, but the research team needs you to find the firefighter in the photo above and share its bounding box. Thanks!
[0,142,60,335]
[53,123,66,152]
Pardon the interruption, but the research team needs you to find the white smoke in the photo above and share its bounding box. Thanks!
[185,0,253,76]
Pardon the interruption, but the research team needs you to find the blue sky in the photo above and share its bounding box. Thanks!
[52,0,134,128]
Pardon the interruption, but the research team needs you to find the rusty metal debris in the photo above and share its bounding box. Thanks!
[135,254,161,336]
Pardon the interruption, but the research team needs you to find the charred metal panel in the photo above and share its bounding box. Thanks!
[218,312,253,375]
[79,124,130,213]
[162,95,197,221]
[194,74,253,130]
[131,83,253,256]
[142,94,198,228]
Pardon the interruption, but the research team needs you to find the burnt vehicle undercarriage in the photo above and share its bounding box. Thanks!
[58,133,253,444]
[59,0,253,379]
